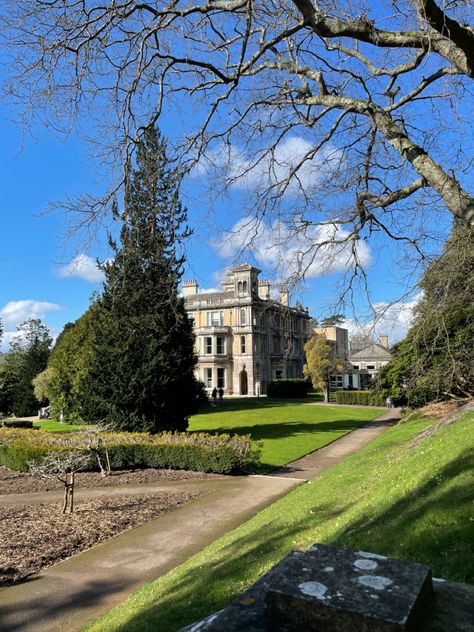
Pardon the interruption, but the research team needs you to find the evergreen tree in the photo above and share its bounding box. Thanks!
[3,319,53,416]
[82,126,197,432]
[378,221,474,405]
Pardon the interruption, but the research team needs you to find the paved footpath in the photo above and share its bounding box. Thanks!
[0,408,401,632]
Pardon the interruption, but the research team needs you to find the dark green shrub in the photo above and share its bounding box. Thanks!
[266,379,310,398]
[334,391,386,406]
[1,420,35,429]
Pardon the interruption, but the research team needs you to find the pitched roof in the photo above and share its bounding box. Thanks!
[349,343,392,361]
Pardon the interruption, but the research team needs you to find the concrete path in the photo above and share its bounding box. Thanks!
[0,408,401,632]
[0,476,300,632]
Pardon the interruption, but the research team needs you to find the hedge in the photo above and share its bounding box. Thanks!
[0,428,260,474]
[266,379,310,398]
[1,420,36,429]
[334,391,386,406]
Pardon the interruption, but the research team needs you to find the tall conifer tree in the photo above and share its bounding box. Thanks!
[82,127,197,432]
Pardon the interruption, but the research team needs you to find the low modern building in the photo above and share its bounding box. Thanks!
[312,327,392,389]
[183,265,311,396]
[349,336,392,386]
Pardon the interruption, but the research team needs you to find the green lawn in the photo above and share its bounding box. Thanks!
[86,409,474,632]
[33,420,83,433]
[189,397,382,472]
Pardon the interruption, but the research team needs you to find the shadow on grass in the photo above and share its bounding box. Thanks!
[191,418,369,442]
[103,448,473,632]
[193,395,322,416]
[330,447,474,582]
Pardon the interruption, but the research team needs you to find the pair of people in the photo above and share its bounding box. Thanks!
[211,387,224,401]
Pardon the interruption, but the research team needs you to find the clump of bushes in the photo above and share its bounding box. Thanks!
[0,420,36,429]
[0,428,260,474]
[334,391,386,406]
[266,379,310,398]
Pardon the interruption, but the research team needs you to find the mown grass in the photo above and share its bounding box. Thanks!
[86,409,474,632]
[189,397,382,472]
[33,419,83,433]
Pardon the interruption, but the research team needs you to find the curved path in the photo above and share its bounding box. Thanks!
[0,408,401,632]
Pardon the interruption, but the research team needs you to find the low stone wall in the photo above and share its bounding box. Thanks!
[182,544,474,631]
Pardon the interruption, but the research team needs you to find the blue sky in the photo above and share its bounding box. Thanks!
[0,95,450,352]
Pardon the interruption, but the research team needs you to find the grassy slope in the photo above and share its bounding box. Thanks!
[86,410,474,632]
[33,420,83,432]
[189,398,382,472]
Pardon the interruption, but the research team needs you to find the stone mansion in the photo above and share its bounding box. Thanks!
[183,265,311,396]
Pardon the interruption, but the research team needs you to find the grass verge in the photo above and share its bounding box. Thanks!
[189,398,382,472]
[86,409,474,632]
[33,420,83,433]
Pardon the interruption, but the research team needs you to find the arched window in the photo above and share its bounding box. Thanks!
[242,280,248,293]
[240,308,246,325]
[238,281,243,293]
[241,335,246,354]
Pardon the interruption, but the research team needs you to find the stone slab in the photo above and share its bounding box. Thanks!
[265,544,433,631]
[181,544,434,632]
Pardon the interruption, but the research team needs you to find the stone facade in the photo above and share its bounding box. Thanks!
[184,265,310,396]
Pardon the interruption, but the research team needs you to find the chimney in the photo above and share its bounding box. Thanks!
[379,335,389,349]
[258,279,271,300]
[279,286,289,306]
[183,280,199,296]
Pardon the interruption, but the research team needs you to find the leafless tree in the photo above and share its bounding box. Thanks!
[28,451,92,514]
[84,422,113,476]
[1,0,473,297]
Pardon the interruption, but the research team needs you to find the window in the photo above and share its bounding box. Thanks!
[238,281,243,293]
[217,368,225,389]
[216,336,224,354]
[241,335,246,354]
[352,365,359,370]
[240,308,246,325]
[367,364,375,370]
[330,374,343,388]
[242,280,247,293]
[205,337,212,354]
[205,368,212,388]
[275,369,283,380]
[273,335,281,354]
[207,311,223,326]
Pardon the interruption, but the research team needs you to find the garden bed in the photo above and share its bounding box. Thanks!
[0,465,223,495]
[0,491,202,587]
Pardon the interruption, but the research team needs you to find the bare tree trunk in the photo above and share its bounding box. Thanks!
[104,449,111,475]
[62,485,68,515]
[69,473,75,513]
[324,384,330,404]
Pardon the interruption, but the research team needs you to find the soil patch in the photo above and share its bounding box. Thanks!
[0,466,224,496]
[0,491,201,586]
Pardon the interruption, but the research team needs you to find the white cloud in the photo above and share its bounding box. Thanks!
[0,300,61,351]
[344,295,420,345]
[199,287,220,294]
[215,216,371,281]
[56,254,104,283]
[195,136,342,197]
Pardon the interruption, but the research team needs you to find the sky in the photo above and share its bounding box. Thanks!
[0,97,448,352]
